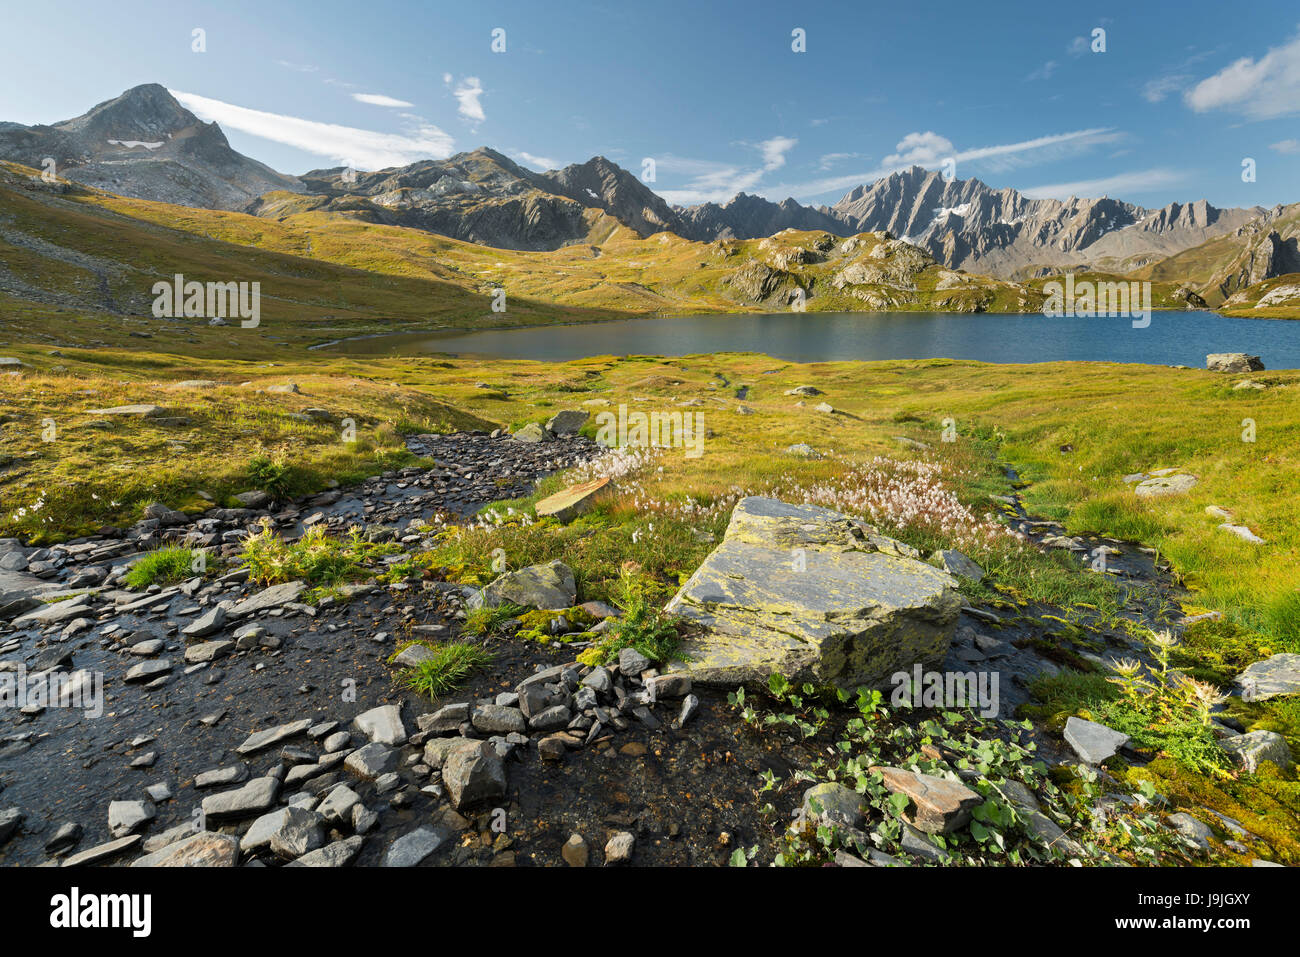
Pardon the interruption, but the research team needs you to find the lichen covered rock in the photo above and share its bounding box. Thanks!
[664,497,961,688]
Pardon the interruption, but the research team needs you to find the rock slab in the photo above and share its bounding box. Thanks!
[664,497,961,688]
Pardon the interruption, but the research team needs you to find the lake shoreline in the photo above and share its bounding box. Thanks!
[308,310,1300,369]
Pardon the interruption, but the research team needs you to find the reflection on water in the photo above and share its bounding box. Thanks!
[316,311,1300,368]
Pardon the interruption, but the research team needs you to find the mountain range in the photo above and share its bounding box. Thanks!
[1,84,1298,309]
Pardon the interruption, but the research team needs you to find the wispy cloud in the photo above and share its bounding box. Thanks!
[1270,138,1300,155]
[1025,61,1057,82]
[656,136,798,204]
[444,75,485,124]
[352,93,414,108]
[1185,29,1300,119]
[1020,168,1187,200]
[817,151,863,171]
[1142,74,1191,103]
[513,150,560,170]
[170,90,454,170]
[760,127,1117,202]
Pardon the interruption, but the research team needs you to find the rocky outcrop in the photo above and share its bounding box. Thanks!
[475,560,577,610]
[664,497,962,688]
[1206,353,1264,373]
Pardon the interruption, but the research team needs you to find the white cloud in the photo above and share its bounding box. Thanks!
[1185,30,1300,118]
[446,75,485,124]
[352,93,414,108]
[759,135,797,171]
[170,90,455,170]
[514,150,560,170]
[883,131,955,167]
[1020,168,1187,200]
[1067,36,1089,57]
[1270,138,1300,155]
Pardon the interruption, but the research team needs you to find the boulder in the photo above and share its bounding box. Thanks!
[236,718,313,754]
[871,767,982,834]
[227,581,306,618]
[931,549,984,581]
[182,604,227,637]
[87,404,164,417]
[383,826,446,866]
[664,497,961,688]
[442,741,507,810]
[1063,716,1128,763]
[132,832,239,867]
[286,836,364,867]
[1235,654,1300,701]
[534,478,610,523]
[801,782,867,830]
[545,409,589,435]
[201,777,281,822]
[511,423,550,443]
[1134,474,1197,498]
[477,560,576,610]
[1206,353,1264,373]
[1221,730,1293,773]
[108,800,155,838]
[352,704,407,746]
[1219,523,1265,544]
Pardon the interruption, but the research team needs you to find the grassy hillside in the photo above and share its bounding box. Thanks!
[0,161,625,354]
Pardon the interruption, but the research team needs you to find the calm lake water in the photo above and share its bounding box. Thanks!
[316,311,1300,368]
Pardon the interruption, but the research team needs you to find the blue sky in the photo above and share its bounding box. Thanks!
[3,0,1299,210]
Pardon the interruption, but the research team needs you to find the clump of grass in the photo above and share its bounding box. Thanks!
[462,602,524,637]
[241,523,396,588]
[396,642,494,699]
[578,572,681,667]
[246,455,295,502]
[124,546,201,589]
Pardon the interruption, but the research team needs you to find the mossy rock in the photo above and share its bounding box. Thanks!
[514,606,597,644]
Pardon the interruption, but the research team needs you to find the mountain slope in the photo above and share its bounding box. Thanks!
[1134,202,1300,307]
[0,84,301,211]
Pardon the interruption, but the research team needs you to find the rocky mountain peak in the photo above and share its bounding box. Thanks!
[0,83,299,211]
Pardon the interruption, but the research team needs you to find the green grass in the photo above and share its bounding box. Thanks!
[461,603,524,637]
[124,546,202,588]
[394,642,494,699]
[241,524,397,591]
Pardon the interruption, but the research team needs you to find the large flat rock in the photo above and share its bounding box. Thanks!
[664,497,961,688]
